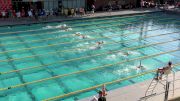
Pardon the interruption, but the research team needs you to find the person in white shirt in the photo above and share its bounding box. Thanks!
[1,11,6,18]
[28,10,33,17]
[16,11,21,18]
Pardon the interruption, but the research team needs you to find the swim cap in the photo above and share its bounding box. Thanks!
[168,61,172,65]
[63,24,67,27]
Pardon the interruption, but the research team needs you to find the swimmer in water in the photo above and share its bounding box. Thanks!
[97,41,104,46]
[75,32,86,39]
[56,24,69,30]
[61,24,67,29]
[65,28,72,31]
[123,51,130,56]
[75,32,81,36]
[96,41,104,49]
[89,41,104,50]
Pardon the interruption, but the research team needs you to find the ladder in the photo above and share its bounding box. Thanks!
[140,75,167,100]
[140,65,176,101]
[145,76,158,98]
[140,72,175,101]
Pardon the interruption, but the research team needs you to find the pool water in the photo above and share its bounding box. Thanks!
[0,12,179,101]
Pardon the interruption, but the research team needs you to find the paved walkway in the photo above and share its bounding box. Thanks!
[80,71,180,101]
[0,8,161,26]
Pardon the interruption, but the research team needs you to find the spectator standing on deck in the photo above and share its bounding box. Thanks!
[21,7,26,17]
[33,9,39,21]
[12,10,16,18]
[91,4,95,15]
[1,11,6,18]
[141,0,144,8]
[28,9,33,18]
[16,11,21,18]
[98,91,106,101]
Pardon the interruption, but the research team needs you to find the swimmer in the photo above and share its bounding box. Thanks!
[123,52,130,56]
[55,24,69,30]
[89,41,104,50]
[55,25,62,28]
[97,41,104,46]
[75,32,87,39]
[61,24,67,29]
[43,25,53,29]
[65,28,72,31]
[75,32,81,36]
[62,24,67,28]
[96,41,104,49]
[81,35,86,39]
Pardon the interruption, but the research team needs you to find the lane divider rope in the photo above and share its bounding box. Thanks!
[0,26,179,55]
[0,38,178,76]
[0,30,178,64]
[43,63,180,101]
[0,49,179,91]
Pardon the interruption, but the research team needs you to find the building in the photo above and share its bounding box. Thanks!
[1,0,163,13]
[11,0,43,11]
[61,0,86,9]
[10,0,86,11]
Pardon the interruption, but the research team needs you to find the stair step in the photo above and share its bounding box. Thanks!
[140,93,156,100]
[152,81,157,83]
[151,83,157,85]
[147,90,153,92]
[148,87,155,90]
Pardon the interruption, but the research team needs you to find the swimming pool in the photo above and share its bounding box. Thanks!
[0,12,179,101]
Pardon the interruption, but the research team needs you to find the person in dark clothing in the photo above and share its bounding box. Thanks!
[98,91,106,101]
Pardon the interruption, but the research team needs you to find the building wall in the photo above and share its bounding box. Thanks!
[94,0,109,10]
[44,0,59,10]
[43,0,86,10]
[62,0,86,8]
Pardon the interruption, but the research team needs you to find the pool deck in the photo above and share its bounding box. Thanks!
[80,71,180,101]
[0,8,162,27]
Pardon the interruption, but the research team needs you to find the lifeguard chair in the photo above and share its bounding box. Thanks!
[140,64,175,101]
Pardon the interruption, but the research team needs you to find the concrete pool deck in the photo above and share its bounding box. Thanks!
[0,8,162,27]
[80,70,180,101]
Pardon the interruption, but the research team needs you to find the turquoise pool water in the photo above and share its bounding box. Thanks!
[0,12,179,101]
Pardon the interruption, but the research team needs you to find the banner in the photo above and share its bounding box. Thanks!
[0,0,13,11]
